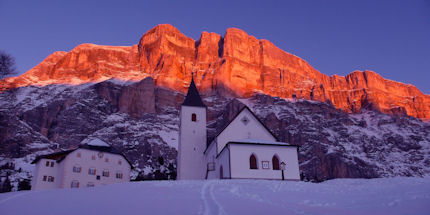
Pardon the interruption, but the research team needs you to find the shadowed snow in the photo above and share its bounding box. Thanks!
[0,177,429,215]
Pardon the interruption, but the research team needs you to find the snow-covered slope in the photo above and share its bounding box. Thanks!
[1,78,429,192]
[0,177,429,215]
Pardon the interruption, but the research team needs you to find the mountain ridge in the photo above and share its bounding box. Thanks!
[1,24,429,119]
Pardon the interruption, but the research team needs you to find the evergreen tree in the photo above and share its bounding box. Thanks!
[0,176,13,193]
[157,156,164,165]
[18,179,31,191]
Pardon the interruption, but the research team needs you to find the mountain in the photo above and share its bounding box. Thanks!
[0,25,429,191]
[1,24,429,120]
[0,77,429,188]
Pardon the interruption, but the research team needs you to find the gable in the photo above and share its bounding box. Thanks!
[215,107,277,154]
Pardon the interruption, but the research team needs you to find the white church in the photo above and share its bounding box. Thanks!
[177,78,300,180]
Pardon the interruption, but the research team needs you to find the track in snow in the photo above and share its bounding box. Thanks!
[201,180,226,215]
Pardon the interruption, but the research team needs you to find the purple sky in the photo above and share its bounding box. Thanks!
[1,0,429,93]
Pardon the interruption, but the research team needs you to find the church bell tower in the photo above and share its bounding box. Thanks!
[177,75,207,180]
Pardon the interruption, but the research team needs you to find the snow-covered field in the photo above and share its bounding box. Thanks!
[1,177,429,215]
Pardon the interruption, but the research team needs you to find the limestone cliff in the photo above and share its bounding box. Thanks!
[2,24,429,119]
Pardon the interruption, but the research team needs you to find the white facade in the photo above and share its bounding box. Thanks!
[177,105,207,180]
[215,108,276,153]
[228,143,300,180]
[177,80,300,181]
[32,141,131,190]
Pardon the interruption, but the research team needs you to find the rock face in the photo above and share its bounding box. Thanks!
[1,24,429,120]
[1,80,429,188]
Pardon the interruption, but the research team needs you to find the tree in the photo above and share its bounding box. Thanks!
[0,50,17,80]
[0,176,13,193]
[157,156,164,165]
[18,179,31,191]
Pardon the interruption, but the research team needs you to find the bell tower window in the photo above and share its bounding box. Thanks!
[191,113,197,122]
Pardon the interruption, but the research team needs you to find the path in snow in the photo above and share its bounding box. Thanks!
[0,177,429,215]
[201,180,226,215]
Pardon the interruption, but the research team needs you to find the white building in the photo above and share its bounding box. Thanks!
[178,77,300,180]
[31,139,131,190]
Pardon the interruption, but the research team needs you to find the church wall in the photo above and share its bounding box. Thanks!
[229,144,300,180]
[204,141,218,179]
[178,105,207,180]
[217,146,231,179]
[216,109,276,154]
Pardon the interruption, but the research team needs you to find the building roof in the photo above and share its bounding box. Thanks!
[182,76,206,107]
[206,106,279,147]
[31,149,76,164]
[31,141,133,168]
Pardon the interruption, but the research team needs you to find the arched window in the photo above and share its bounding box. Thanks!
[191,113,197,122]
[272,155,280,170]
[220,165,223,179]
[250,154,258,169]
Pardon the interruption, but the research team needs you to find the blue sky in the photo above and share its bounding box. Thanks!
[1,0,429,93]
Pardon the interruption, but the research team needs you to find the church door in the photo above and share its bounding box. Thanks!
[220,165,223,179]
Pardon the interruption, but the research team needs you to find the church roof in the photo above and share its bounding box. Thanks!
[31,141,133,167]
[182,77,206,107]
[206,106,280,148]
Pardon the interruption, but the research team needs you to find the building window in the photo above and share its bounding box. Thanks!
[73,166,82,173]
[45,161,49,167]
[191,113,197,122]
[48,176,54,182]
[88,168,96,175]
[96,175,100,180]
[98,152,104,158]
[91,155,96,160]
[102,170,110,177]
[118,160,122,165]
[87,182,95,187]
[272,155,280,170]
[116,172,123,179]
[77,152,81,158]
[250,154,258,169]
[71,180,79,188]
[50,162,54,167]
[105,158,109,162]
[43,175,47,181]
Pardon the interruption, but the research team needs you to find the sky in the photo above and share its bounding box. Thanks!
[0,0,429,93]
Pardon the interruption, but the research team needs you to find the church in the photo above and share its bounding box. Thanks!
[177,78,300,180]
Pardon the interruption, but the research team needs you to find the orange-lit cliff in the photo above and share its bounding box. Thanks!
[1,24,429,119]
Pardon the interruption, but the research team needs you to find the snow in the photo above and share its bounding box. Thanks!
[1,177,429,215]
[85,138,110,147]
[158,129,179,149]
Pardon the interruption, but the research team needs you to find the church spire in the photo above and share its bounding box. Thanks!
[182,74,206,107]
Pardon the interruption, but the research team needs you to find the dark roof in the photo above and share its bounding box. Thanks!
[206,106,279,148]
[31,144,133,168]
[182,76,206,107]
[31,149,76,164]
